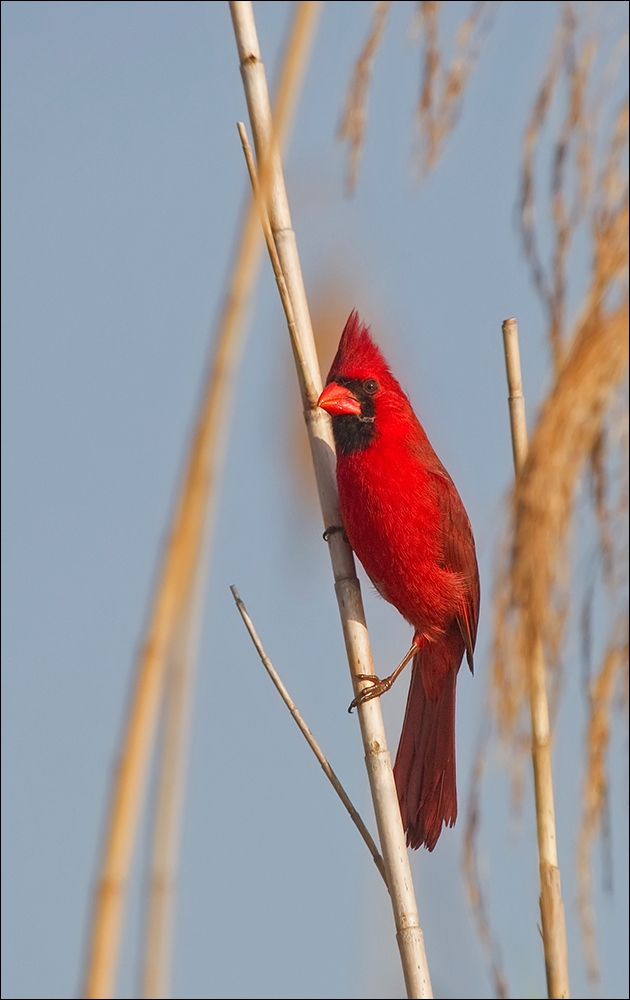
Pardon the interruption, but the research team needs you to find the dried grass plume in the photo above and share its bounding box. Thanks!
[493,4,629,983]
[339,1,497,193]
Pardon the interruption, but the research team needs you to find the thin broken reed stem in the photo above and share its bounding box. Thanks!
[230,585,387,884]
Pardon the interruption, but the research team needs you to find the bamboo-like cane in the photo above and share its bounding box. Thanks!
[230,4,432,997]
[140,7,322,998]
[502,317,570,999]
[81,7,322,997]
[230,585,387,884]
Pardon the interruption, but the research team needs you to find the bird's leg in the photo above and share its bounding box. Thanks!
[348,642,418,713]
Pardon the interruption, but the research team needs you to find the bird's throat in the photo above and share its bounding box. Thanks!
[332,412,378,454]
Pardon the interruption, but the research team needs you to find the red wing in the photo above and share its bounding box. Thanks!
[427,468,480,671]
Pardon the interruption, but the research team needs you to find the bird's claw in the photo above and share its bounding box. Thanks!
[348,674,391,713]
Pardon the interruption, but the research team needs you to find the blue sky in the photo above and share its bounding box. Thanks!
[2,3,628,998]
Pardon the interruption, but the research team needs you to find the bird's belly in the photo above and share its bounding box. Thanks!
[337,458,460,636]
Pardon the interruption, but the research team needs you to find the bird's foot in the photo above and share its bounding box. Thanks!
[348,674,394,713]
[347,644,418,713]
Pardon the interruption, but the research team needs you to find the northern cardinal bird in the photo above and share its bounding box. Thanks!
[318,312,479,850]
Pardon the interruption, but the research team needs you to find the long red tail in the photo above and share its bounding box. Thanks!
[393,629,463,850]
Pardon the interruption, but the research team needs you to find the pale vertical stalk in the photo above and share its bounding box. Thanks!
[230,4,432,996]
[502,317,570,999]
[82,6,322,997]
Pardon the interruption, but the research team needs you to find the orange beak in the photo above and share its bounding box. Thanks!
[317,382,362,416]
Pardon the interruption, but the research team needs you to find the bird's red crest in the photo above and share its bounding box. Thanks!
[327,311,392,385]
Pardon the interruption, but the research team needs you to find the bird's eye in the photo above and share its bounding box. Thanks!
[363,379,379,395]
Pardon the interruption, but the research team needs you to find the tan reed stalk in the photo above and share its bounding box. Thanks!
[230,585,387,884]
[502,317,570,1000]
[82,6,321,997]
[229,4,432,996]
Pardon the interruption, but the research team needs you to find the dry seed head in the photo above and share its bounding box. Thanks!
[494,3,629,980]
[339,2,496,192]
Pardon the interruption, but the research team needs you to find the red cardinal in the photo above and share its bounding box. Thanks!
[318,312,479,850]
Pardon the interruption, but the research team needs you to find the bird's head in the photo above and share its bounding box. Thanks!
[318,311,411,455]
